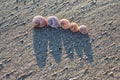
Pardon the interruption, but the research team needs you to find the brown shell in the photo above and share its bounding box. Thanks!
[60,19,70,29]
[70,22,79,32]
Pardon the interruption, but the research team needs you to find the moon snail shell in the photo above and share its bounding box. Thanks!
[70,22,79,32]
[60,19,70,29]
[32,15,47,28]
[79,25,88,34]
[47,16,60,29]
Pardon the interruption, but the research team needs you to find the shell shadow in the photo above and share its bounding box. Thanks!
[73,33,93,62]
[33,28,48,68]
[60,29,93,62]
[33,27,93,68]
[60,29,74,59]
[33,27,62,68]
[48,28,62,63]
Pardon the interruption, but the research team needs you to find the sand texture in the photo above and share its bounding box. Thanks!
[0,0,120,80]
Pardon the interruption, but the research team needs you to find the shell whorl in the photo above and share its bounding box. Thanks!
[32,15,47,28]
[47,16,59,28]
[60,19,70,29]
[70,22,79,32]
[79,25,88,34]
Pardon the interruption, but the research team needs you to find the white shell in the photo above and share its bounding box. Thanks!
[79,25,88,34]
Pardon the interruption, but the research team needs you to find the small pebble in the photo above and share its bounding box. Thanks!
[20,40,24,44]
[0,62,3,70]
[0,62,2,66]
[91,0,97,5]
[107,72,114,77]
[69,76,79,80]
[108,21,113,26]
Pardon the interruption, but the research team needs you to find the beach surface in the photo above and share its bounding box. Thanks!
[0,0,120,80]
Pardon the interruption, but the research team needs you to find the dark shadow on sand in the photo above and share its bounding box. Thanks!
[60,29,75,59]
[33,28,48,68]
[61,29,93,62]
[48,28,62,63]
[73,33,93,62]
[33,27,62,68]
[33,27,93,68]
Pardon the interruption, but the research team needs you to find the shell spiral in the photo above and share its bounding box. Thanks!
[79,25,88,34]
[60,19,70,29]
[47,16,59,28]
[70,22,79,32]
[32,15,47,28]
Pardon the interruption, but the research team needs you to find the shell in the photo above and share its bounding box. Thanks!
[47,16,59,29]
[32,15,47,28]
[70,22,79,32]
[60,19,70,29]
[78,25,88,34]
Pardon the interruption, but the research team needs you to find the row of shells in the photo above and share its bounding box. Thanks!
[32,15,88,34]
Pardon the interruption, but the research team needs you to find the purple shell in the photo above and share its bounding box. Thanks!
[32,15,47,28]
[47,16,59,28]
[32,15,42,24]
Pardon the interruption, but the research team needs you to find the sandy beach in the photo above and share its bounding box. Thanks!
[0,0,120,80]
